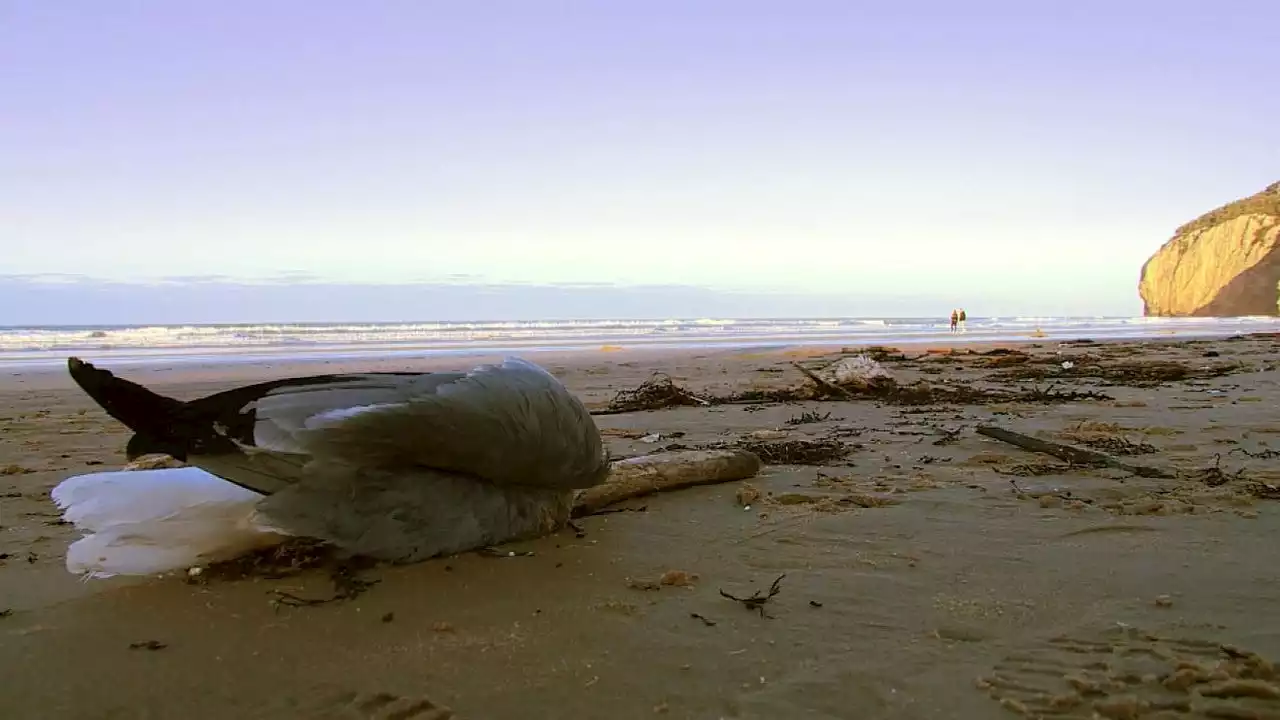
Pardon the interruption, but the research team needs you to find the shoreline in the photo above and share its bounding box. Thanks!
[2,326,1272,381]
[4,315,1278,371]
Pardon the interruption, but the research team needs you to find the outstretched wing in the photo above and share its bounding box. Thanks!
[251,357,608,490]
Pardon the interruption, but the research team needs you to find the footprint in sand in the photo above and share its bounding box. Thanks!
[288,690,455,720]
[977,625,1280,719]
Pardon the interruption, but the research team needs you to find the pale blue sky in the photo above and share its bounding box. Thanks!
[2,1,1277,323]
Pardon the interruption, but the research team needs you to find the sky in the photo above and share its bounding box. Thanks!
[2,1,1277,324]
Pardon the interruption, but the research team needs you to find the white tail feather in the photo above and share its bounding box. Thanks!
[52,467,290,578]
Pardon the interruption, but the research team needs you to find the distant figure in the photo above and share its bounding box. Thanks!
[958,309,968,333]
[949,309,959,333]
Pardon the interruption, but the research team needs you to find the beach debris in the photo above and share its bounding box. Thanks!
[193,537,338,582]
[747,429,789,441]
[188,536,381,608]
[789,362,852,399]
[719,573,786,618]
[690,612,717,626]
[785,410,834,425]
[735,483,762,508]
[932,428,963,446]
[1230,446,1280,460]
[123,454,184,471]
[819,355,893,388]
[1186,454,1246,488]
[476,547,536,558]
[734,437,851,465]
[990,356,1247,387]
[590,505,649,515]
[1014,384,1114,403]
[1058,423,1158,456]
[571,449,764,518]
[128,640,167,651]
[975,425,1174,479]
[994,461,1074,477]
[1247,480,1280,500]
[660,569,698,587]
[623,571,699,591]
[268,564,380,609]
[601,373,711,413]
[599,428,650,439]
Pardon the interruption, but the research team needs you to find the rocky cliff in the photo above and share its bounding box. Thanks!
[1139,182,1280,317]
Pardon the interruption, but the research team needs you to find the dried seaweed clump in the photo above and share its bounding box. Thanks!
[197,537,339,582]
[1014,384,1113,404]
[735,438,851,465]
[607,373,710,412]
[988,357,1245,387]
[1185,455,1247,489]
[1058,427,1157,456]
[867,381,1107,407]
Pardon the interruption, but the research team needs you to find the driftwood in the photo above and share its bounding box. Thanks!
[789,362,852,399]
[975,425,1174,479]
[572,449,763,517]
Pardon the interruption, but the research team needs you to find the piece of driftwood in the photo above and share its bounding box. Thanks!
[790,362,853,399]
[572,449,763,517]
[975,425,1173,479]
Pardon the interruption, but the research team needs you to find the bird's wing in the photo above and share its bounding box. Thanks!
[245,372,466,453]
[252,357,608,490]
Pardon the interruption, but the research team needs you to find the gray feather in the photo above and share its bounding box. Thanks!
[252,461,573,561]
[253,358,607,490]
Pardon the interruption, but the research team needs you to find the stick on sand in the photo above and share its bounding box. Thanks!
[572,449,763,517]
[790,362,852,399]
[975,425,1174,479]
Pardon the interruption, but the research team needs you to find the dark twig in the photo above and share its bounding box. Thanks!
[720,573,786,618]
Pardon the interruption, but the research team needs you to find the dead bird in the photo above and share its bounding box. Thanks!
[52,356,609,578]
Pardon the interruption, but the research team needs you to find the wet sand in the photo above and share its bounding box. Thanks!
[2,336,1280,719]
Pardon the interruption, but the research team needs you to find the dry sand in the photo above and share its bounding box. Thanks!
[2,336,1280,719]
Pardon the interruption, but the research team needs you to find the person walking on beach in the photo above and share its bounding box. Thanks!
[958,308,967,333]
[949,309,959,333]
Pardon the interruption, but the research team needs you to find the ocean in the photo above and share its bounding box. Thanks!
[1,316,1277,369]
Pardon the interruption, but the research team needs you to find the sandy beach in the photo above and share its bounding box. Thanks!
[3,335,1280,720]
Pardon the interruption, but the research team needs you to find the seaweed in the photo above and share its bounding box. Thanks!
[734,438,852,465]
[601,373,712,413]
